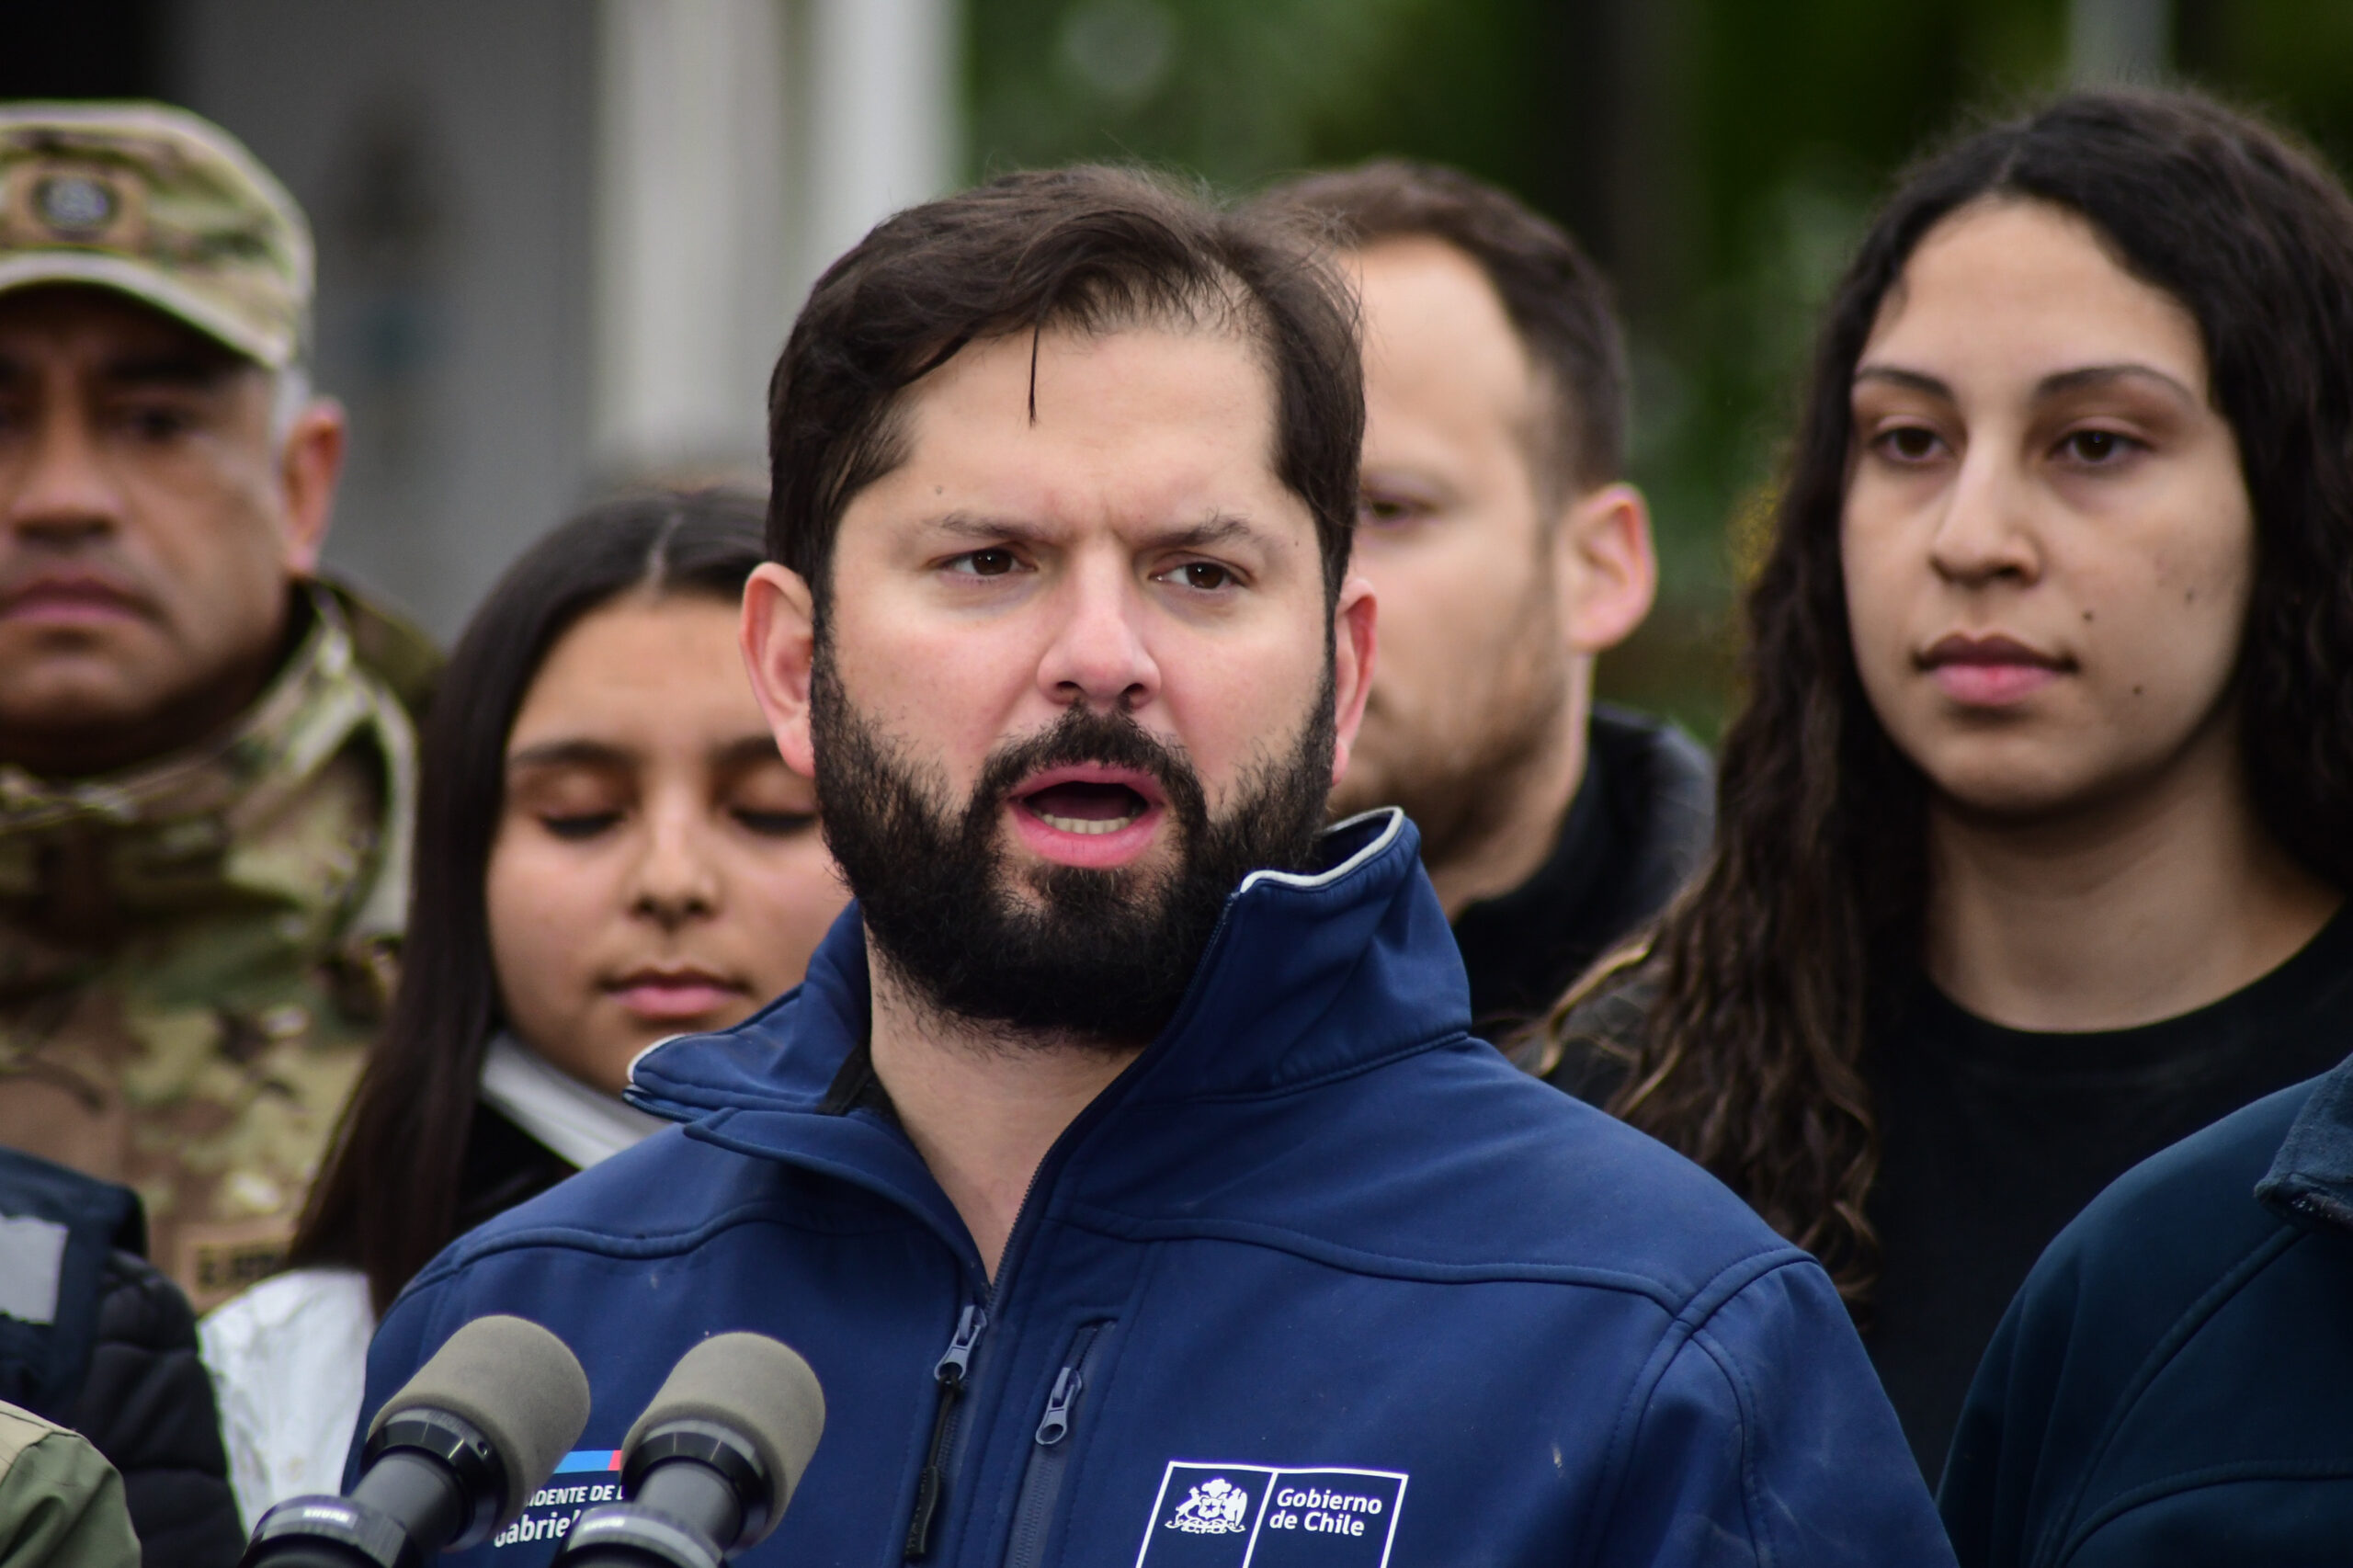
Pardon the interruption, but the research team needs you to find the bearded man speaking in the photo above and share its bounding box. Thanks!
[358,168,1948,1566]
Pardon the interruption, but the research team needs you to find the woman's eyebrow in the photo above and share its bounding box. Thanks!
[2034,362,2199,403]
[1851,365,1951,398]
[1852,362,2200,407]
[710,734,786,767]
[506,739,635,771]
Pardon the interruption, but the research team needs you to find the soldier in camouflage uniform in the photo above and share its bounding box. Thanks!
[0,103,434,1310]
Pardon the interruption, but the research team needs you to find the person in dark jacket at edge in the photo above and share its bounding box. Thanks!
[1254,162,1711,1039]
[1533,85,2352,1488]
[1934,102,2353,1564]
[0,1148,238,1565]
[358,166,1949,1566]
[1939,1062,2353,1566]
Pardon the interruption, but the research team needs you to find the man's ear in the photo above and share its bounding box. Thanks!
[1552,480,1656,655]
[1327,574,1377,788]
[278,397,347,574]
[743,562,819,777]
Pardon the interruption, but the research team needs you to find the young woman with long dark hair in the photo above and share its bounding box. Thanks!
[1540,87,2353,1477]
[198,490,846,1524]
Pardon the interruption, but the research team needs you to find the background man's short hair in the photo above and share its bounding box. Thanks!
[767,165,1364,606]
[1264,159,1629,498]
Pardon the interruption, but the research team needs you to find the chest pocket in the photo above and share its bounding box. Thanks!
[1004,1318,1114,1568]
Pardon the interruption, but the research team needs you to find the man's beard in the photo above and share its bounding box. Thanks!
[1327,569,1571,871]
[811,657,1337,1049]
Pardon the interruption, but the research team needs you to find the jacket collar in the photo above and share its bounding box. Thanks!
[629,807,1469,1127]
[0,584,419,937]
[2257,1049,2353,1233]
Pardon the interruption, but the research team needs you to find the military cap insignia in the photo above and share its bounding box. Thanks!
[2,157,146,255]
[33,172,116,235]
[0,105,309,368]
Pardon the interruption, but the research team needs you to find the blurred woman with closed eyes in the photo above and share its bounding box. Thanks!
[199,489,846,1527]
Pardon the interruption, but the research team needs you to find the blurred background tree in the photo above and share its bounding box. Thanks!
[968,0,2353,734]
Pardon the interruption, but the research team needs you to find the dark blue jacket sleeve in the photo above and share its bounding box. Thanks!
[1937,1293,2041,1568]
[1933,1200,2180,1568]
[1597,1259,1957,1567]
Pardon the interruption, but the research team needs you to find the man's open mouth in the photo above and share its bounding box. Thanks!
[1017,779,1152,835]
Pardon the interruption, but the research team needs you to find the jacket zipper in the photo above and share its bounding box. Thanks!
[893,928,1220,1564]
[1001,1322,1109,1568]
[904,1301,989,1560]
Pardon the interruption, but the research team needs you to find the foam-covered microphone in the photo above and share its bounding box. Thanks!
[240,1315,591,1568]
[552,1334,824,1567]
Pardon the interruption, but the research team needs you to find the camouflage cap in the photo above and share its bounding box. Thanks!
[0,100,311,369]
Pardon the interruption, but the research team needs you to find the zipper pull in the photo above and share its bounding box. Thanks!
[1035,1365,1083,1446]
[936,1301,988,1387]
[905,1302,989,1561]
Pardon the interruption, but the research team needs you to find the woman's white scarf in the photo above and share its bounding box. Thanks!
[478,1032,667,1170]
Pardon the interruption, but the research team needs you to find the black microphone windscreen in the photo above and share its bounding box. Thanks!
[370,1314,592,1528]
[622,1333,824,1540]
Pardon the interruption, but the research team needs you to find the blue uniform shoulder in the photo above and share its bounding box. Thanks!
[1428,1041,1824,1298]
[1995,1074,2311,1355]
[1077,1035,1815,1318]
[422,1032,1813,1331]
[1939,1076,2347,1566]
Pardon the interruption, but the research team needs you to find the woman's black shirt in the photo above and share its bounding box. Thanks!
[1866,905,2353,1479]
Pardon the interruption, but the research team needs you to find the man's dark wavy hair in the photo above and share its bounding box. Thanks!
[766,165,1363,607]
[1559,87,2353,1314]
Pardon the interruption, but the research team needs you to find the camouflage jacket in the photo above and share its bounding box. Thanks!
[0,585,432,1310]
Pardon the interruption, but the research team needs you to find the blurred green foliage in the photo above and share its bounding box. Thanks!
[968,0,2353,735]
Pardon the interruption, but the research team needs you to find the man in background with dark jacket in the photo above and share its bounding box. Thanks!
[362,165,1947,1566]
[1261,163,1711,1037]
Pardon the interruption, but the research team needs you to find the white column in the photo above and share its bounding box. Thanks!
[800,0,961,297]
[590,0,792,476]
[589,0,961,482]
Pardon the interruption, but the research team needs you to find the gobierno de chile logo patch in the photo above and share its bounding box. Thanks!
[1136,1461,1406,1568]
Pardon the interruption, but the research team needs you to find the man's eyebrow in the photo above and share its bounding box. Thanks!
[924,509,1271,551]
[2034,362,2199,403]
[506,739,634,771]
[928,510,1054,542]
[1157,513,1267,551]
[98,352,244,389]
